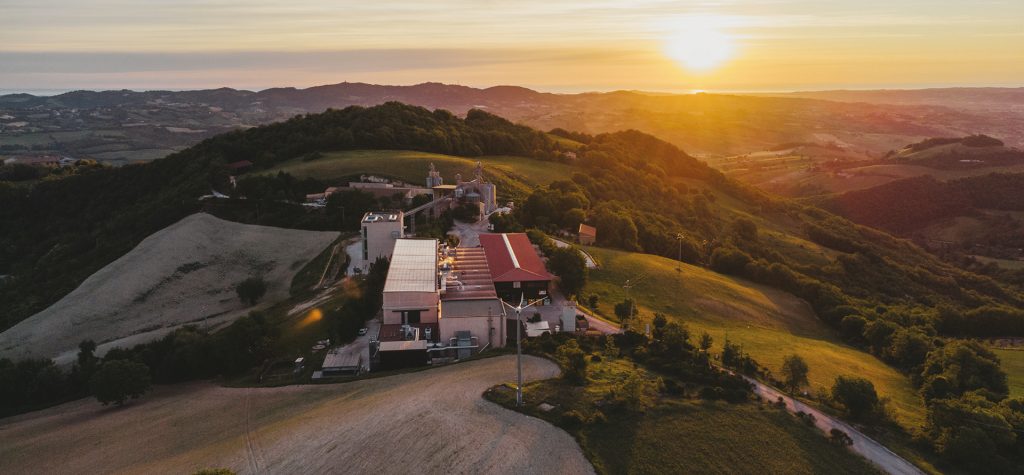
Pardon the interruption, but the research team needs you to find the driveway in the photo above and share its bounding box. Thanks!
[0,356,594,475]
[450,218,490,248]
[745,377,924,475]
[549,238,597,269]
[317,316,381,375]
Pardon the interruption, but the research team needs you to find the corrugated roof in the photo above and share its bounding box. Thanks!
[578,223,597,237]
[478,233,553,283]
[383,239,438,293]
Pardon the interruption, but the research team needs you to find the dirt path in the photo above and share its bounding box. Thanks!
[0,355,593,475]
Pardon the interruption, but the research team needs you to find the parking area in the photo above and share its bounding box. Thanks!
[314,316,381,378]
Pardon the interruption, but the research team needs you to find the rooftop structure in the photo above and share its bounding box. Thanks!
[478,233,553,283]
[382,238,438,293]
[478,233,553,302]
[361,211,405,265]
[442,247,497,300]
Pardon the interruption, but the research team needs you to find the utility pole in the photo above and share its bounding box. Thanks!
[501,296,545,407]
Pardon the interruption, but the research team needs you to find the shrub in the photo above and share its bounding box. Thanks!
[831,376,879,422]
[236,277,267,306]
[89,359,152,406]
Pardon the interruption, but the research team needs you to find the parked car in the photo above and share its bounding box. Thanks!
[358,328,368,336]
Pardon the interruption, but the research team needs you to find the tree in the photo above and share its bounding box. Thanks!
[89,359,152,406]
[831,375,879,421]
[699,332,713,352]
[587,294,599,310]
[547,246,588,297]
[236,277,267,306]
[555,339,588,385]
[603,335,619,357]
[614,299,635,322]
[780,354,810,393]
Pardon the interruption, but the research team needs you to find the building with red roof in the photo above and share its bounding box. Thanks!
[478,233,553,303]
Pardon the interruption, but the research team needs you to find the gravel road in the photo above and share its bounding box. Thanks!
[0,355,593,475]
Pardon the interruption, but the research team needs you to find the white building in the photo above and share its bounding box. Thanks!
[361,211,405,263]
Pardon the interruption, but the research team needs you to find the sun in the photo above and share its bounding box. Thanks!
[664,22,735,72]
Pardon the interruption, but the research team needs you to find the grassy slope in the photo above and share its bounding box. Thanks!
[582,246,926,427]
[256,149,574,200]
[994,349,1024,397]
[493,357,881,475]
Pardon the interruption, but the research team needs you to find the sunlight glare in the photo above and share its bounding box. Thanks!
[664,19,735,72]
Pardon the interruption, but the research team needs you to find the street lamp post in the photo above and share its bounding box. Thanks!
[501,296,544,407]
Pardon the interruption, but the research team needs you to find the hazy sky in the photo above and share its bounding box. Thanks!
[2,0,1023,93]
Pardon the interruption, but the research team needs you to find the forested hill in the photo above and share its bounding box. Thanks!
[821,173,1024,234]
[1,101,1022,340]
[0,103,565,328]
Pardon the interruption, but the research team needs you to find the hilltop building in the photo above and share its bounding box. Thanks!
[373,237,517,369]
[361,211,404,263]
[578,223,597,246]
[478,233,554,303]
[427,162,498,215]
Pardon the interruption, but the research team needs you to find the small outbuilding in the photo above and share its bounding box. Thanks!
[578,223,597,246]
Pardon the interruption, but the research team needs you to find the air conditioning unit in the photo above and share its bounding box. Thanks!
[424,327,433,340]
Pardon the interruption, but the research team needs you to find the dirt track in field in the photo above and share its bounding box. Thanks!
[0,213,338,364]
[0,355,593,475]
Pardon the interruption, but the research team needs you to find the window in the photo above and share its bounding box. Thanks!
[513,281,521,289]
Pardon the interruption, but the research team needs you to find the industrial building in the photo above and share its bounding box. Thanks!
[478,233,554,303]
[360,211,405,263]
[373,237,518,369]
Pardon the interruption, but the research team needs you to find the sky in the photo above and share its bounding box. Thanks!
[2,0,1023,93]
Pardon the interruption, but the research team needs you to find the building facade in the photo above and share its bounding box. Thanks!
[361,211,405,263]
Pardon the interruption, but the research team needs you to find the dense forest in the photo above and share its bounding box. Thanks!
[2,103,1023,472]
[822,173,1024,234]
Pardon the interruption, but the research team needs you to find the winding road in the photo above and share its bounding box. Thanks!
[745,377,924,475]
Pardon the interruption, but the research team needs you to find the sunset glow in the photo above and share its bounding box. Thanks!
[1,1,1022,92]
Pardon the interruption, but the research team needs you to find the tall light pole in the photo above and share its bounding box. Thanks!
[675,232,685,270]
[501,296,545,407]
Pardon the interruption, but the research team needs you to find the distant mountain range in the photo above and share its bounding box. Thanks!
[3,82,1024,162]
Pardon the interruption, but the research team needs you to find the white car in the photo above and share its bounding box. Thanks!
[358,328,368,336]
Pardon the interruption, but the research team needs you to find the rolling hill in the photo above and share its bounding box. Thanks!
[5,83,1024,163]
[0,213,338,364]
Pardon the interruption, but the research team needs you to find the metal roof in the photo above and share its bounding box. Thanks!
[478,233,553,283]
[383,239,438,293]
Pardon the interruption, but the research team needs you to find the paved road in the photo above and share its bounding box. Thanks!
[549,237,597,269]
[0,356,593,475]
[587,316,920,475]
[745,377,924,475]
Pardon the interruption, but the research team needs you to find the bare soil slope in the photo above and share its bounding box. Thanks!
[0,213,337,363]
[0,355,592,475]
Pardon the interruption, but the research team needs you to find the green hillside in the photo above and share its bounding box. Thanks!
[994,349,1024,397]
[257,149,573,200]
[582,246,926,426]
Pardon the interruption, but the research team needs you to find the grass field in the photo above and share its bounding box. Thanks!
[994,349,1024,397]
[489,357,881,474]
[581,246,926,427]
[256,149,574,200]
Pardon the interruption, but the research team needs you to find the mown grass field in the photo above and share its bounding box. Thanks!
[994,349,1024,397]
[581,246,927,427]
[256,149,573,200]
[490,357,881,475]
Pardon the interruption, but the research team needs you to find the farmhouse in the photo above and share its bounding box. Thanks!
[478,233,553,303]
[578,223,597,246]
